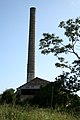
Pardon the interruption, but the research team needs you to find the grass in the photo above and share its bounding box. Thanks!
[0,104,79,120]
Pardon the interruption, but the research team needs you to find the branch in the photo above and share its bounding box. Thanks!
[73,50,80,59]
[67,49,80,59]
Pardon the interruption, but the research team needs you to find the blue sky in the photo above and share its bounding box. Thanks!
[0,0,80,96]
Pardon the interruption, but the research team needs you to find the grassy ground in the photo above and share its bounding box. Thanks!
[0,104,79,120]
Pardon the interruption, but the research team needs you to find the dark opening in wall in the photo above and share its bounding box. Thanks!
[21,89,39,95]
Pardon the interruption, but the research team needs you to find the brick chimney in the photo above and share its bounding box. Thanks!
[27,7,36,82]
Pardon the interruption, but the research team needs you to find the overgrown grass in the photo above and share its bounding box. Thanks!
[0,104,79,120]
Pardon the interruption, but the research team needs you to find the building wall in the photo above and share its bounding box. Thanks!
[17,77,50,101]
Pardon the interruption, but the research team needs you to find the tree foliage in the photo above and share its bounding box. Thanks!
[2,88,15,104]
[30,81,80,114]
[30,82,69,107]
[39,17,80,92]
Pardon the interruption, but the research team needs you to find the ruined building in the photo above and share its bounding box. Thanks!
[17,7,50,100]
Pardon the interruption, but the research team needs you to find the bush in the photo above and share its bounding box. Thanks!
[2,88,15,104]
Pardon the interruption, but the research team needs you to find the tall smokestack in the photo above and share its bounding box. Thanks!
[27,7,36,82]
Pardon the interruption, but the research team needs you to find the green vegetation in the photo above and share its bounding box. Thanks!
[0,104,79,120]
[2,88,15,104]
[39,17,80,116]
[31,82,80,111]
[39,17,80,93]
[0,86,80,118]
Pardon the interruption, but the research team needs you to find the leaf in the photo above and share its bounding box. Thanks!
[58,57,65,62]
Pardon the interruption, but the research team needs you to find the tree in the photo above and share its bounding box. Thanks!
[31,81,75,108]
[39,17,80,92]
[2,88,15,104]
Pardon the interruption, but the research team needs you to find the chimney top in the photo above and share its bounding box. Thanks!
[30,7,36,10]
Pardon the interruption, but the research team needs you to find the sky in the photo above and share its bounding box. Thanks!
[0,0,80,96]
